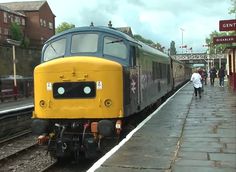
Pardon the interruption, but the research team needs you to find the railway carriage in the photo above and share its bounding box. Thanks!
[32,26,190,159]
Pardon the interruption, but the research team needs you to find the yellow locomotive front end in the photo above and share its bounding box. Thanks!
[31,26,132,159]
[33,56,123,119]
[32,56,124,159]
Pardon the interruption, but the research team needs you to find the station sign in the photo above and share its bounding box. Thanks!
[213,36,236,44]
[219,19,236,31]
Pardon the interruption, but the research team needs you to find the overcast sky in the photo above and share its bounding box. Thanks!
[1,0,235,53]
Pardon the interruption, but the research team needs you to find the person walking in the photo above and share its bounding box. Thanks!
[202,69,208,85]
[209,67,217,86]
[218,66,225,87]
[191,69,202,98]
[198,68,204,91]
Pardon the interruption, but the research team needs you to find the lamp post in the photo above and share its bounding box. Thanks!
[6,39,21,100]
[203,44,211,75]
[180,28,184,54]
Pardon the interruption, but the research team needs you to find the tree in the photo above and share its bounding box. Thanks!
[9,22,30,48]
[133,34,163,50]
[21,36,30,48]
[169,41,177,55]
[205,31,229,54]
[229,0,236,16]
[56,22,75,33]
[205,1,236,54]
[134,34,155,45]
[9,22,23,41]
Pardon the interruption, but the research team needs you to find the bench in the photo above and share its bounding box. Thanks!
[0,89,18,102]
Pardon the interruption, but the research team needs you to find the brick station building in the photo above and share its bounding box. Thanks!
[0,1,55,47]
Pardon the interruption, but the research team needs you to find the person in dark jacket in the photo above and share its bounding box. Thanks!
[202,69,208,85]
[209,67,217,86]
[218,66,225,87]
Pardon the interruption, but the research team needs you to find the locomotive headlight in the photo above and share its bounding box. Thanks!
[84,86,91,94]
[57,87,65,95]
[39,100,47,108]
[104,99,112,107]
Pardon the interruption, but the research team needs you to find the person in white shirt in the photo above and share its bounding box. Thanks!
[190,69,202,98]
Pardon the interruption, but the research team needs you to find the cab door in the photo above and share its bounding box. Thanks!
[129,46,141,113]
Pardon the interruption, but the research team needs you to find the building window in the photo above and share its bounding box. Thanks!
[43,20,46,27]
[3,12,8,23]
[49,22,53,29]
[4,28,8,35]
[15,16,20,24]
[40,19,43,26]
[41,37,44,44]
[22,18,25,26]
[11,16,14,23]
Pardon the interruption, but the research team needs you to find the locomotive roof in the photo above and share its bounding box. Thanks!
[46,26,169,59]
[46,26,136,43]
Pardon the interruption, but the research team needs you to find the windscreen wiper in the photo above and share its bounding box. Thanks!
[106,39,123,44]
[50,43,58,54]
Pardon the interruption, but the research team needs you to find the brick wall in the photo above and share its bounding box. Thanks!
[0,45,41,77]
[25,2,55,46]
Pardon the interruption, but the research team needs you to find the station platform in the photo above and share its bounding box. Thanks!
[89,80,236,172]
[0,98,33,114]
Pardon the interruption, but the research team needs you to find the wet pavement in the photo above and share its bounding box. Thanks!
[93,80,236,172]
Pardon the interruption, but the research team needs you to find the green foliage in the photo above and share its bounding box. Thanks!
[133,34,163,51]
[21,36,30,48]
[155,42,163,51]
[205,31,235,54]
[169,41,177,55]
[9,22,23,41]
[134,34,155,45]
[56,22,75,33]
[229,0,236,15]
[205,1,236,54]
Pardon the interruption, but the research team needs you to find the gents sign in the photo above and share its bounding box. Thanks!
[219,19,236,31]
[213,36,236,44]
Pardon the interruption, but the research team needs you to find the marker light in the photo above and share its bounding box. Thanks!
[39,100,46,108]
[104,99,112,107]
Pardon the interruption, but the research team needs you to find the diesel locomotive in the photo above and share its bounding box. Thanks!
[32,26,191,159]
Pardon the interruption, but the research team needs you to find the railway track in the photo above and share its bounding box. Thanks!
[0,132,56,171]
[0,106,56,171]
[0,93,168,171]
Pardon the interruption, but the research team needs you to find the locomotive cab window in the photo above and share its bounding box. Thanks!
[43,38,66,61]
[103,36,127,59]
[71,33,98,53]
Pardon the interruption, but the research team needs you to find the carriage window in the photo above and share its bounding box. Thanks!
[71,34,98,53]
[44,38,66,61]
[103,37,127,59]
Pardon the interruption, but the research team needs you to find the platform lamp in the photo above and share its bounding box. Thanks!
[6,38,21,100]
